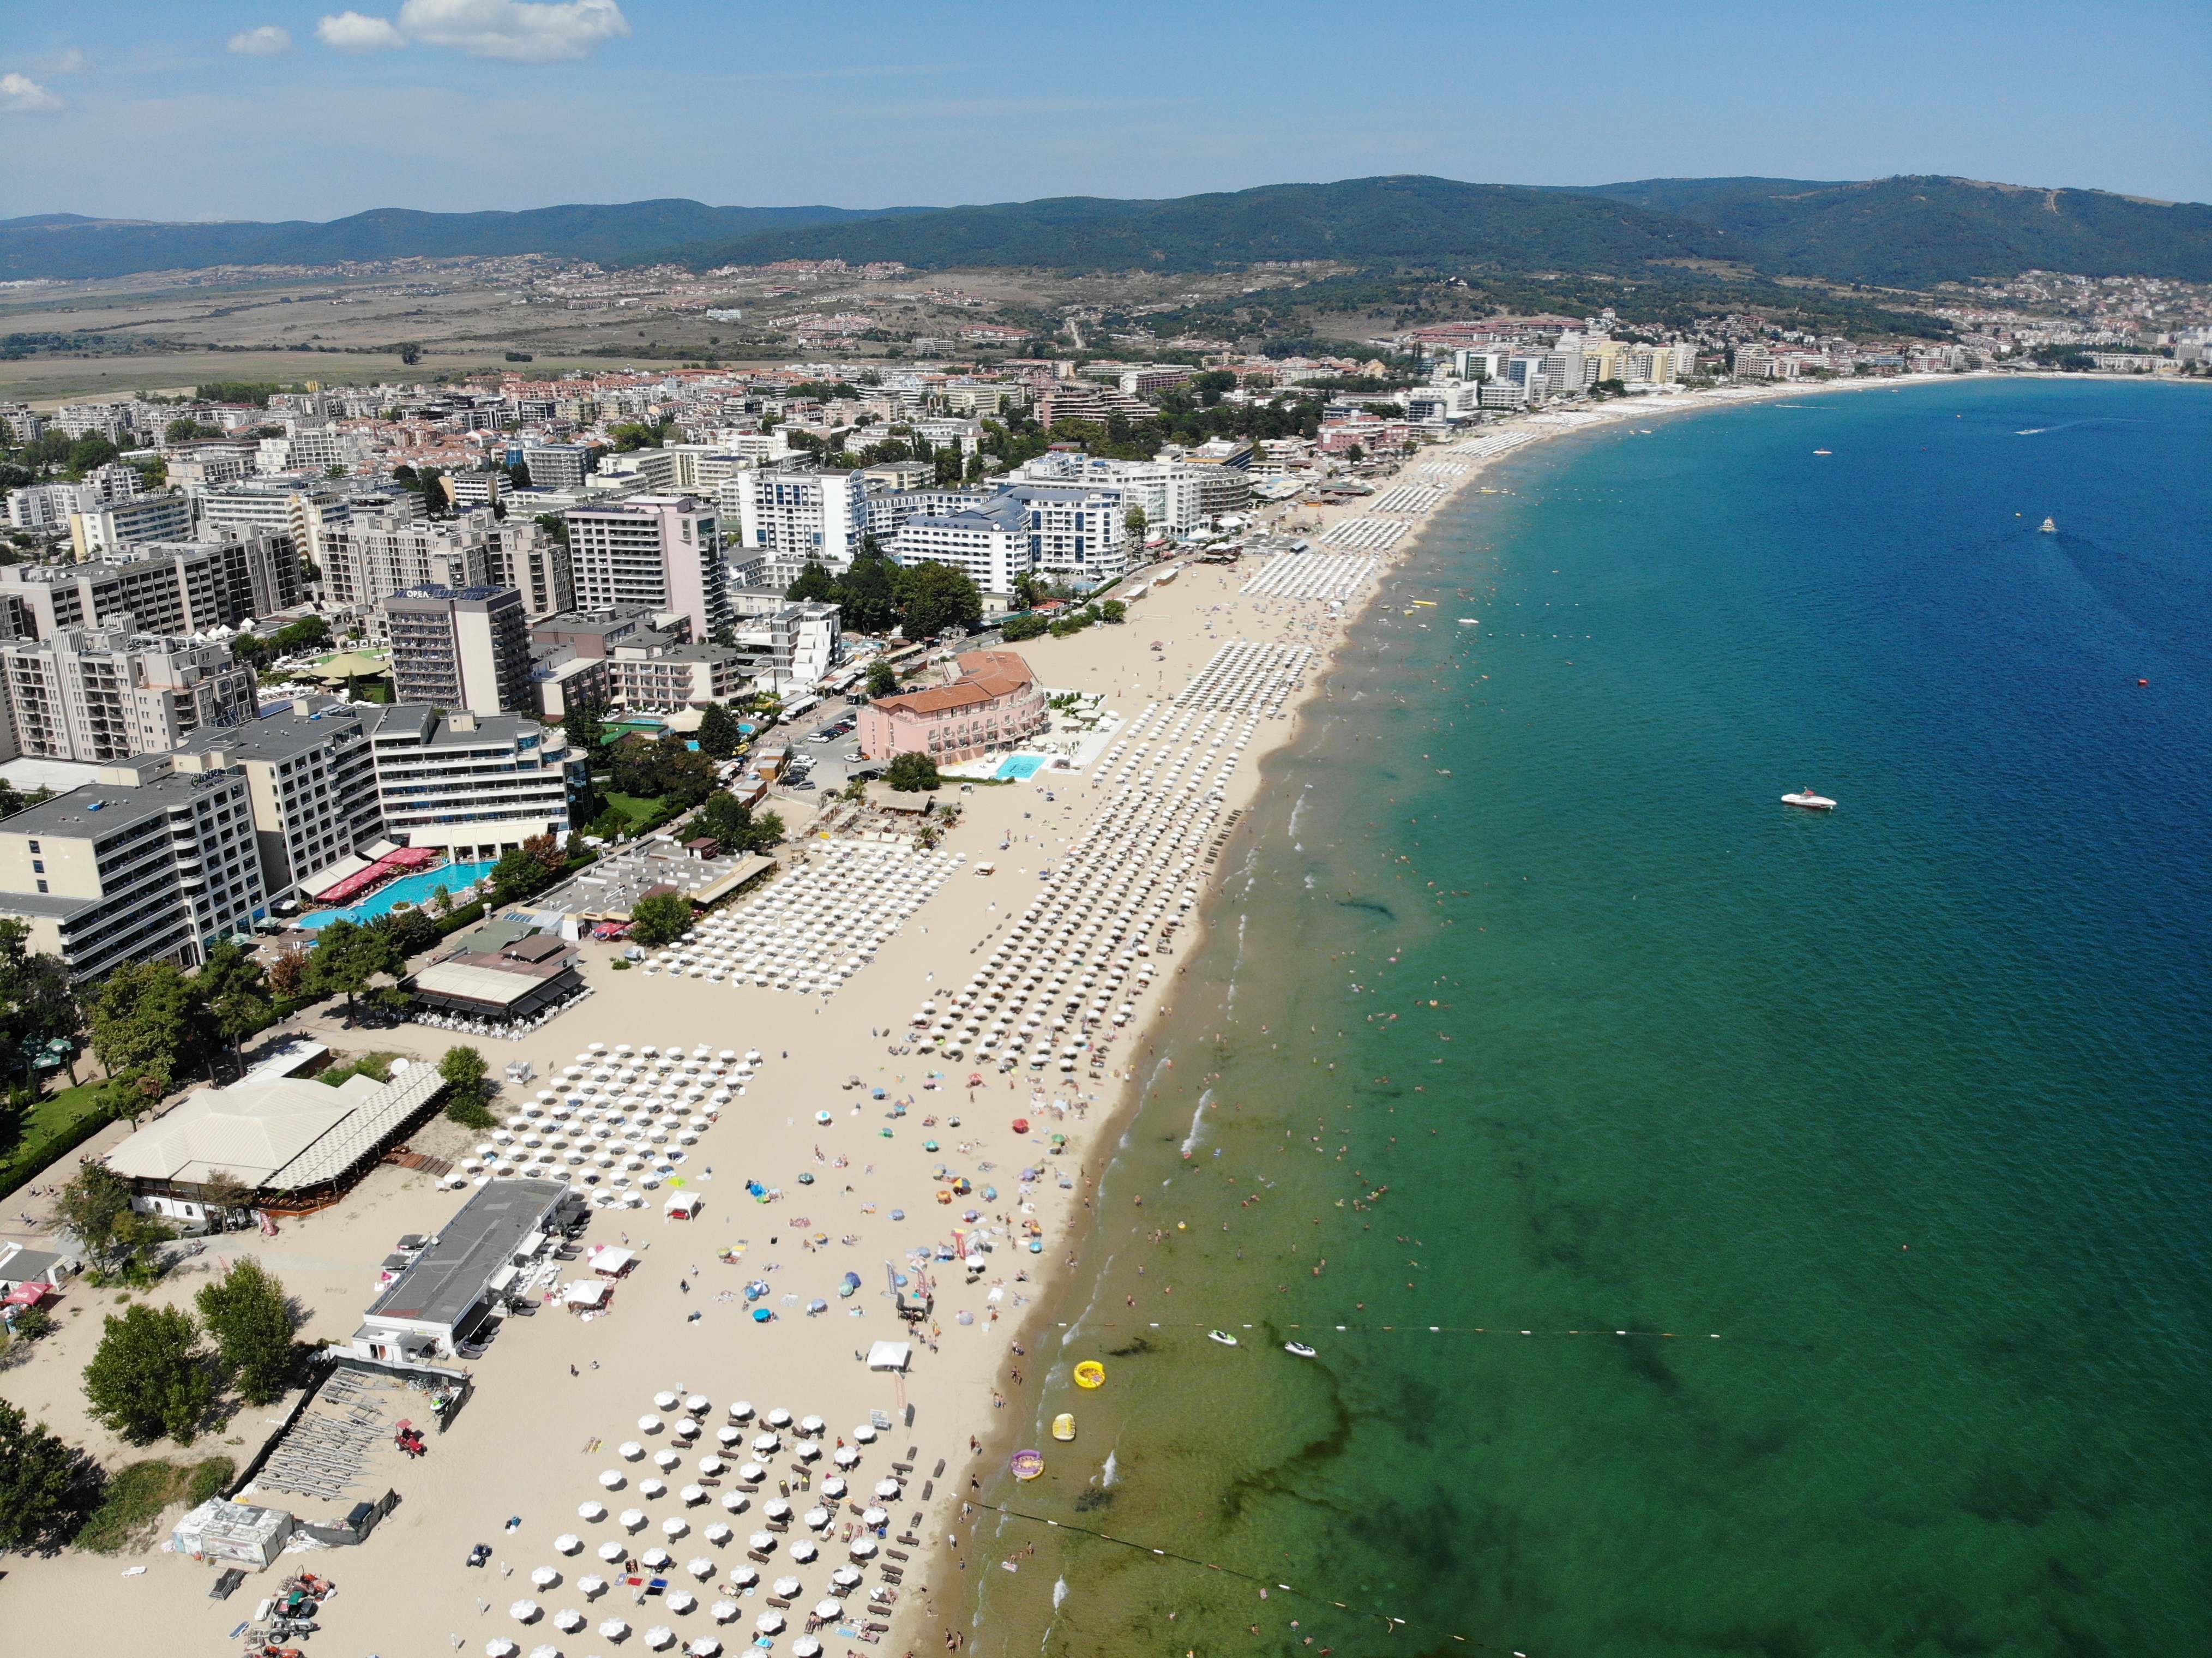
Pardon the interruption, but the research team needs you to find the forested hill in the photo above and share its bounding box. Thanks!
[1559,175,2212,285]
[633,177,1739,275]
[0,200,922,281]
[7,173,2205,286]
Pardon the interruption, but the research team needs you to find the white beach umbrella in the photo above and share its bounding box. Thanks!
[680,1484,706,1505]
[791,1639,824,1658]
[687,1555,716,1579]
[655,1448,682,1471]
[551,1536,581,1558]
[642,1546,673,1568]
[751,1434,780,1455]
[686,1393,711,1414]
[598,1541,627,1564]
[597,1470,624,1490]
[662,1517,688,1539]
[644,1626,676,1649]
[639,1479,667,1500]
[820,1477,846,1500]
[719,1491,748,1514]
[598,1619,629,1641]
[830,1565,862,1591]
[813,1599,844,1621]
[748,1531,776,1552]
[803,1506,830,1530]
[765,1407,792,1429]
[666,1591,698,1615]
[717,1426,743,1449]
[508,1600,541,1622]
[873,1478,901,1500]
[755,1612,786,1637]
[688,1640,722,1657]
[696,1455,724,1475]
[620,1508,647,1530]
[728,1565,759,1589]
[850,1424,876,1443]
[710,1600,740,1624]
[848,1537,877,1559]
[772,1576,803,1599]
[485,1642,519,1658]
[705,1521,733,1544]
[860,1506,888,1529]
[763,1499,791,1521]
[639,1415,664,1433]
[579,1576,608,1598]
[555,1607,587,1632]
[619,1440,645,1461]
[788,1539,818,1564]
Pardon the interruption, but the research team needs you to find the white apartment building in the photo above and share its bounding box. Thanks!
[487,520,575,617]
[1007,483,1132,585]
[0,627,257,764]
[521,443,594,491]
[0,536,304,639]
[171,704,383,897]
[1010,453,1204,536]
[887,497,1035,596]
[70,492,197,556]
[0,764,266,979]
[384,585,533,717]
[730,469,870,587]
[321,505,497,609]
[564,494,729,645]
[360,706,585,862]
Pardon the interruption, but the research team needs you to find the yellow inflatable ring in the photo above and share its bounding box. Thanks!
[1073,1361,1105,1389]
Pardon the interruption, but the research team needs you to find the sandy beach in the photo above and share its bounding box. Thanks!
[0,371,1969,1657]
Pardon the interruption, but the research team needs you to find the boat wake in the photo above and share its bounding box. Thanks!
[1181,1088,1215,1157]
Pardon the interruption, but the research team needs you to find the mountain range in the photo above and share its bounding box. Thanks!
[4,175,2206,289]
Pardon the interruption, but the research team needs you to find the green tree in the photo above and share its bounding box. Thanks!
[1009,570,1044,611]
[749,809,785,850]
[0,916,79,1080]
[1001,611,1049,642]
[195,1258,297,1407]
[894,561,982,638]
[611,733,716,810]
[786,560,837,603]
[865,659,899,698]
[88,960,199,1094]
[195,941,272,1078]
[55,1164,135,1273]
[0,1398,103,1552]
[884,751,941,792]
[272,615,330,654]
[302,920,402,1028]
[833,543,901,633]
[563,693,604,760]
[65,434,119,477]
[1098,598,1127,624]
[695,701,743,760]
[629,891,693,947]
[1123,506,1147,543]
[371,905,440,958]
[694,790,752,851]
[82,1303,214,1445]
[437,1044,496,1130]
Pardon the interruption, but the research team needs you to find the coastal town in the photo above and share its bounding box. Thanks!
[2,201,2207,1658]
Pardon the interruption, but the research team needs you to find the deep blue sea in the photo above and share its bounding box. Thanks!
[969,378,2211,1658]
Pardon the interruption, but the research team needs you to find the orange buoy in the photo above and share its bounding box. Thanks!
[2138,679,2150,687]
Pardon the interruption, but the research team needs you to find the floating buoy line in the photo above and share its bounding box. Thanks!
[971,1498,1535,1656]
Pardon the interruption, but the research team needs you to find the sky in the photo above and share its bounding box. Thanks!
[3,0,2208,223]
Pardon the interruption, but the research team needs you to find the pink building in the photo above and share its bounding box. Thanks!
[858,650,1050,765]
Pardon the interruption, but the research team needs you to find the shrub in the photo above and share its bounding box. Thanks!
[81,1305,214,1446]
[884,751,941,792]
[630,891,694,947]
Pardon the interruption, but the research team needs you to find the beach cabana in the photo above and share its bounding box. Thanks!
[664,1192,701,1220]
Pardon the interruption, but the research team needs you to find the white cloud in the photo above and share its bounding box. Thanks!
[317,11,410,52]
[38,49,91,75]
[0,73,63,113]
[227,26,296,57]
[397,0,630,63]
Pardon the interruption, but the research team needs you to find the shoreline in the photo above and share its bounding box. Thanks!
[0,370,2012,1657]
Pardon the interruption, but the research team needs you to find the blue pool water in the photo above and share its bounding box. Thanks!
[995,753,1049,779]
[300,860,497,929]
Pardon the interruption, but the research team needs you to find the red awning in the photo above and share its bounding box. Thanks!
[313,846,438,905]
[5,1281,51,1306]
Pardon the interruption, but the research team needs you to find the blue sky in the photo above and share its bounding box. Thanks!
[3,1,2208,222]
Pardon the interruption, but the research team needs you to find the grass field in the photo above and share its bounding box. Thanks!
[0,1079,118,1202]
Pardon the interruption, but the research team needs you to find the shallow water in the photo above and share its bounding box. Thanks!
[966,380,2211,1658]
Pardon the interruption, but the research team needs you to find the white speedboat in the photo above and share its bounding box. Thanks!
[1283,1342,1317,1358]
[1781,788,1837,810]
[1206,1330,1240,1347]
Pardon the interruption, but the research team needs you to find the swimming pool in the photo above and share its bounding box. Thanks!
[299,861,497,929]
[995,754,1050,780]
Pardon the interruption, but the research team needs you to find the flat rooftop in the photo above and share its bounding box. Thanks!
[363,1178,567,1331]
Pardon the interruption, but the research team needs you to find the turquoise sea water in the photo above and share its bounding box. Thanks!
[967,380,2210,1658]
